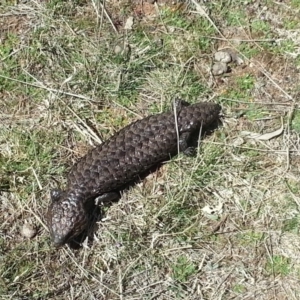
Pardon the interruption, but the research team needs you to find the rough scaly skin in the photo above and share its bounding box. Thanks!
[47,101,221,246]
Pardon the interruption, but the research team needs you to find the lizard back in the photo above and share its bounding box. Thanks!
[66,102,221,200]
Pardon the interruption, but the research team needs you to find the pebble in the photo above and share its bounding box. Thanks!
[215,48,244,65]
[214,50,232,63]
[21,223,37,239]
[114,45,122,55]
[211,62,228,75]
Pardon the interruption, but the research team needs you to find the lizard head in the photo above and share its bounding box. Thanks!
[47,189,89,247]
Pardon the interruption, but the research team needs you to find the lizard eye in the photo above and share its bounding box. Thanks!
[50,189,62,202]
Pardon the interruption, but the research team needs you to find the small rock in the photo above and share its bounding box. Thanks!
[232,137,245,147]
[215,48,244,65]
[228,50,244,65]
[124,16,134,30]
[114,45,122,55]
[21,223,37,239]
[153,38,163,47]
[225,48,244,65]
[214,51,232,63]
[167,26,176,33]
[114,44,131,59]
[211,62,228,75]
[235,56,244,65]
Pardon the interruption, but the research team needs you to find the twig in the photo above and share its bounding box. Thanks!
[198,35,277,42]
[173,99,180,155]
[203,141,300,155]
[31,167,43,190]
[64,104,103,144]
[97,0,118,34]
[0,74,91,100]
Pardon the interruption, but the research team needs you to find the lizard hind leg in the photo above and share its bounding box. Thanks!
[179,131,196,157]
[173,99,195,156]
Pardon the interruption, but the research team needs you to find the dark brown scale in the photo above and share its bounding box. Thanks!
[47,101,221,246]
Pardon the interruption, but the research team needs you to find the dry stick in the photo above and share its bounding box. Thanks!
[199,35,277,42]
[221,97,292,106]
[31,167,42,190]
[211,267,235,298]
[64,104,103,144]
[0,74,91,100]
[1,49,22,62]
[34,210,49,231]
[91,0,106,39]
[173,100,181,155]
[111,99,142,118]
[285,179,300,211]
[118,267,123,300]
[121,253,144,284]
[154,2,169,33]
[69,116,102,145]
[283,103,296,172]
[204,141,299,155]
[98,0,118,34]
[137,281,166,292]
[163,245,193,253]
[91,0,101,25]
[176,56,194,86]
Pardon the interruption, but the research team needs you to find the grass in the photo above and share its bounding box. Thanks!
[1,0,300,299]
[266,255,291,276]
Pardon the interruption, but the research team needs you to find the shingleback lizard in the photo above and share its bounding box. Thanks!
[47,100,221,247]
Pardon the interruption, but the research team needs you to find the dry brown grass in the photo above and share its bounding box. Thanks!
[1,0,300,299]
